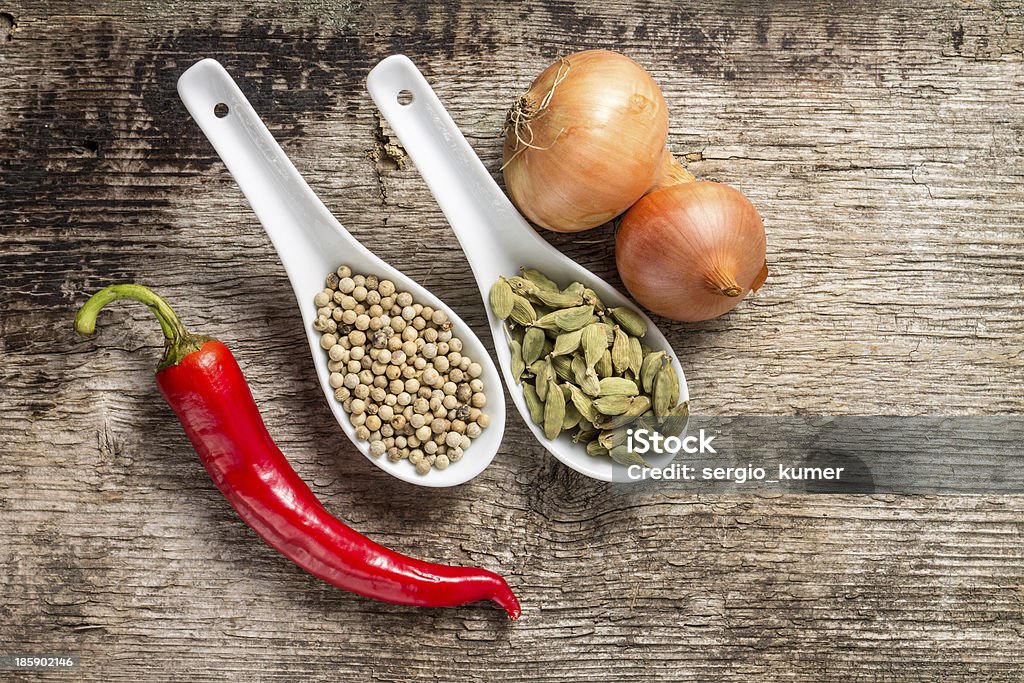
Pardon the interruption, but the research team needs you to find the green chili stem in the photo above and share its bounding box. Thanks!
[74,284,189,341]
[74,284,213,371]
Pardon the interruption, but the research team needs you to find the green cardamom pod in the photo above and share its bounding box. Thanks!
[509,338,525,384]
[552,328,584,357]
[543,379,566,440]
[598,377,639,396]
[653,361,680,416]
[562,397,582,431]
[553,305,595,332]
[581,323,608,368]
[567,383,598,423]
[593,395,635,416]
[506,276,539,297]
[520,267,559,292]
[609,306,648,337]
[562,281,585,297]
[609,444,646,468]
[531,309,564,332]
[535,357,555,401]
[595,349,614,379]
[655,400,690,438]
[586,440,610,458]
[628,336,644,378]
[595,396,651,430]
[640,351,666,393]
[574,360,601,397]
[582,287,605,312]
[527,359,546,375]
[522,326,546,365]
[534,289,584,308]
[551,354,574,382]
[523,382,544,425]
[611,327,631,375]
[598,426,630,450]
[489,279,514,319]
[509,295,537,326]
[574,427,599,444]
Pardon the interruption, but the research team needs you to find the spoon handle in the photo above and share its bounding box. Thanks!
[177,59,357,282]
[367,55,553,293]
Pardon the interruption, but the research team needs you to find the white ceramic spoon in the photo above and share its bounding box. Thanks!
[176,58,505,488]
[367,55,688,482]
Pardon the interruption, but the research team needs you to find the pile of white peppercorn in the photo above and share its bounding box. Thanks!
[313,265,490,475]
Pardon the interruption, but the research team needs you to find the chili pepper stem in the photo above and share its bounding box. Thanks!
[74,284,213,371]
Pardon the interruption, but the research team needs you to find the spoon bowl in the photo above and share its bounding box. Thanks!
[367,55,688,482]
[177,58,505,487]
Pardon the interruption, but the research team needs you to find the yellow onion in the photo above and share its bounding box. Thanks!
[502,50,676,233]
[616,182,768,322]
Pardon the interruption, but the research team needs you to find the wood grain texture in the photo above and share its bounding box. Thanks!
[1,0,1022,680]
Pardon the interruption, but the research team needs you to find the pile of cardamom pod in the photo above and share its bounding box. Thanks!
[488,268,689,467]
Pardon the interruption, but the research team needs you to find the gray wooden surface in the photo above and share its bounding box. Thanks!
[2,1,1022,680]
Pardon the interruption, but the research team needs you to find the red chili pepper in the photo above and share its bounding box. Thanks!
[74,284,520,619]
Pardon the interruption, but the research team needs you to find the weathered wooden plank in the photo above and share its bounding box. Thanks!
[1,0,1022,681]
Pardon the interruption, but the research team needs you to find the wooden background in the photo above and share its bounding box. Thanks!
[2,0,1022,680]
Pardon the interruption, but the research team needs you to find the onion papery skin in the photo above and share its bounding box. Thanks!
[616,182,767,322]
[502,50,670,233]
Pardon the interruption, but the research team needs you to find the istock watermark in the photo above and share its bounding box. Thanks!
[626,462,846,484]
[628,427,717,455]
[609,415,1024,493]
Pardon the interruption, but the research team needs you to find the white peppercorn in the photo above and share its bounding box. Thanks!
[317,265,489,475]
